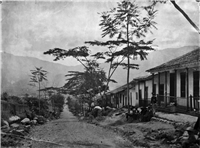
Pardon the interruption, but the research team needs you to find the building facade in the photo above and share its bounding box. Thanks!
[108,48,200,111]
[147,48,200,110]
[109,81,138,108]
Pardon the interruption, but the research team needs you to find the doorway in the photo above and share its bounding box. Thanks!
[170,73,176,102]
[159,84,164,102]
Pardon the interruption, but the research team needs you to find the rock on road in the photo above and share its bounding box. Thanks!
[24,105,133,148]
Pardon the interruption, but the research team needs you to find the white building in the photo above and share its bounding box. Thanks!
[146,48,200,110]
[109,48,200,112]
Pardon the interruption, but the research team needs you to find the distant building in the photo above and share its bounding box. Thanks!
[109,81,136,108]
[134,75,153,107]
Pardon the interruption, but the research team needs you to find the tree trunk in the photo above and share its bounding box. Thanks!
[39,81,41,114]
[127,57,130,112]
[126,16,130,113]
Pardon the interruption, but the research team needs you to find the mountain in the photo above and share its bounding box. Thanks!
[1,53,84,96]
[1,45,198,96]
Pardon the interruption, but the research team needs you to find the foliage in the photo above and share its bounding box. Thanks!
[44,46,108,103]
[86,0,157,110]
[29,67,48,113]
[67,96,82,116]
[24,96,49,116]
[30,67,48,85]
[7,96,23,104]
[50,94,65,111]
[64,60,108,100]
[87,0,157,68]
[1,92,9,101]
[44,46,90,69]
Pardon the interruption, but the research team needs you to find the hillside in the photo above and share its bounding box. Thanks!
[1,53,83,96]
[1,45,198,96]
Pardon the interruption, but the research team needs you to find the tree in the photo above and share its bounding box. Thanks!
[1,92,9,101]
[85,42,125,101]
[154,0,200,34]
[64,59,108,103]
[86,0,157,112]
[44,46,90,69]
[29,67,48,113]
[50,94,65,112]
[44,47,108,105]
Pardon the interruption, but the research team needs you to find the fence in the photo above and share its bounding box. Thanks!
[156,95,200,111]
[1,100,29,118]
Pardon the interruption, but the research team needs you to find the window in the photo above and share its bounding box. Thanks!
[180,72,186,97]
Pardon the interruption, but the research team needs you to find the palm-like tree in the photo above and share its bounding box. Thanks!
[87,0,157,112]
[30,67,48,113]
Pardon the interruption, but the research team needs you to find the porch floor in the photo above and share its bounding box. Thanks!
[156,105,200,117]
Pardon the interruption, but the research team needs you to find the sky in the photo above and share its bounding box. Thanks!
[2,0,200,66]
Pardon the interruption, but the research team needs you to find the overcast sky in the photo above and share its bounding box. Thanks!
[2,0,199,66]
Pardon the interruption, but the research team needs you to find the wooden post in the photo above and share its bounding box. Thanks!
[152,73,154,93]
[186,68,189,110]
[165,71,168,107]
[175,70,177,105]
[144,81,146,107]
[194,95,196,110]
[158,72,160,106]
[138,81,140,106]
[190,95,193,111]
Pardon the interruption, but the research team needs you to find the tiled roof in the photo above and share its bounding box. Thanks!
[147,48,200,73]
[109,80,136,94]
[109,84,127,94]
[133,75,152,81]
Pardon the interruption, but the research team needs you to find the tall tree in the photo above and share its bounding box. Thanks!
[86,0,157,112]
[85,42,125,101]
[153,0,200,34]
[44,47,108,104]
[30,67,48,113]
[65,60,107,103]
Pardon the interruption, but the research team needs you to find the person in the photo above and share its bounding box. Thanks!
[89,102,95,111]
[151,92,157,115]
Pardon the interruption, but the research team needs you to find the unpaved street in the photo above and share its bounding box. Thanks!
[23,105,133,148]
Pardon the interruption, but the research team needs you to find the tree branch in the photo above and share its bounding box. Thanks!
[75,57,88,69]
[170,0,200,34]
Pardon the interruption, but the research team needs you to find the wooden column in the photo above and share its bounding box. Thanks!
[186,68,189,110]
[144,81,146,107]
[152,73,154,94]
[198,71,200,111]
[158,72,160,106]
[165,71,168,106]
[175,70,177,99]
[138,81,140,106]
[174,69,177,106]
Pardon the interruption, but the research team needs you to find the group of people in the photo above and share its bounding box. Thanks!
[126,105,154,122]
[125,92,157,122]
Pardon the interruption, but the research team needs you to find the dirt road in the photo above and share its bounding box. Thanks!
[22,105,133,148]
